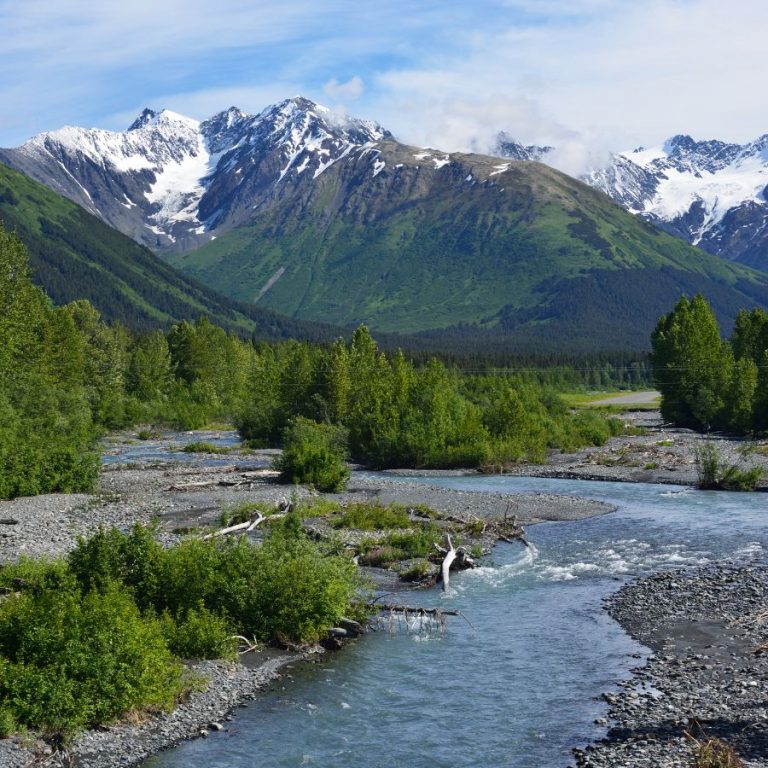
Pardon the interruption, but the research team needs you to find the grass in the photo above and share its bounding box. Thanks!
[330,503,415,531]
[358,526,443,568]
[397,559,434,582]
[686,732,742,768]
[182,441,234,454]
[219,501,274,528]
[559,391,661,411]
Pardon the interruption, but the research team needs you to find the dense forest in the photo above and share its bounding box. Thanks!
[651,294,768,434]
[0,222,637,500]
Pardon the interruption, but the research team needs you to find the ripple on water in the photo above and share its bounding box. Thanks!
[143,475,768,768]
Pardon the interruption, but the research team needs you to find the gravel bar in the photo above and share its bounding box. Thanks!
[574,565,768,768]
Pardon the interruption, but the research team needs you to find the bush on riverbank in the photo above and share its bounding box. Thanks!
[0,578,183,741]
[0,522,363,742]
[274,418,350,492]
[693,441,763,491]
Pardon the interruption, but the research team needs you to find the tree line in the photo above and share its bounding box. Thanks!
[0,226,630,499]
[651,294,768,433]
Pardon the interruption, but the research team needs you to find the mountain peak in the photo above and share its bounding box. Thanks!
[663,134,696,154]
[494,132,553,162]
[127,108,199,133]
[128,108,158,131]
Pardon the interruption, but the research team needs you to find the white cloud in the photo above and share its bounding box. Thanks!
[358,0,768,169]
[323,76,364,101]
[1,0,767,167]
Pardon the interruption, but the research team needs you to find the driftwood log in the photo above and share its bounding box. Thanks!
[201,501,292,540]
[440,534,457,591]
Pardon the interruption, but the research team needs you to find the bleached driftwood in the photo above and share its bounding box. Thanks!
[440,534,457,591]
[201,511,287,540]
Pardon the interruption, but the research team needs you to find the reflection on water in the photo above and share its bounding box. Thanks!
[144,475,768,768]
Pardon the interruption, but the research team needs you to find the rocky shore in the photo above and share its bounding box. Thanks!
[504,410,768,490]
[0,431,614,768]
[1,416,766,767]
[575,565,768,768]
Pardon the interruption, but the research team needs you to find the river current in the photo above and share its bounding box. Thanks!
[144,475,767,768]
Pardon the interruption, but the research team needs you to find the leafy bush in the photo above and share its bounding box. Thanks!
[160,605,236,660]
[68,524,163,609]
[246,527,362,641]
[694,441,763,491]
[274,418,350,492]
[0,583,182,741]
[330,502,413,530]
[0,521,365,741]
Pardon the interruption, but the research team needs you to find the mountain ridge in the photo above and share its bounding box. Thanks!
[4,98,768,351]
[492,131,768,269]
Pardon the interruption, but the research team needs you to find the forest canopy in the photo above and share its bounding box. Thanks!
[651,294,768,433]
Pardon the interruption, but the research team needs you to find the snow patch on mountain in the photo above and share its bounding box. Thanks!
[582,133,768,265]
[587,135,768,244]
[9,97,391,249]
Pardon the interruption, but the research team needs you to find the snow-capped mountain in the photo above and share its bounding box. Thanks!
[491,130,768,269]
[583,135,768,270]
[493,132,553,163]
[0,97,391,252]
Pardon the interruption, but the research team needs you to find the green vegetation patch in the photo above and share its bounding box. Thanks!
[329,502,417,531]
[0,521,363,743]
[182,441,234,454]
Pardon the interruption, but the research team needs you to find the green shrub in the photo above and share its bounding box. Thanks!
[0,583,182,741]
[161,606,236,660]
[245,526,363,641]
[274,418,350,492]
[719,465,763,491]
[182,441,232,454]
[694,441,763,491]
[330,502,412,530]
[398,559,433,582]
[68,524,163,609]
[219,500,272,527]
[358,525,441,567]
[0,708,16,738]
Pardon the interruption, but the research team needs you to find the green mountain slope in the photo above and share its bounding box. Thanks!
[168,143,768,348]
[0,163,334,339]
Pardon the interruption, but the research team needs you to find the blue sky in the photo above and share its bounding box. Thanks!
[1,0,767,171]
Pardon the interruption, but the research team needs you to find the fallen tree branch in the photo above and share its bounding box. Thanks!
[229,634,261,653]
[370,603,476,632]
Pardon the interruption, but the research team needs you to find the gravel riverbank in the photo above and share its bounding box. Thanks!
[1,417,765,767]
[575,565,768,768]
[0,437,614,768]
[504,410,768,490]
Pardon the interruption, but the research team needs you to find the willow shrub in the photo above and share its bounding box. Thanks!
[69,523,362,643]
[274,417,350,492]
[0,523,362,741]
[0,581,182,741]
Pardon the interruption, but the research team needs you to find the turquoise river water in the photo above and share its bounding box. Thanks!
[143,474,767,768]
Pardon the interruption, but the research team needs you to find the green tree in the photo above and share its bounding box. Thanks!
[127,330,173,402]
[651,295,731,430]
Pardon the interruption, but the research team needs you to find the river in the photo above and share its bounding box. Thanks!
[143,475,767,768]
